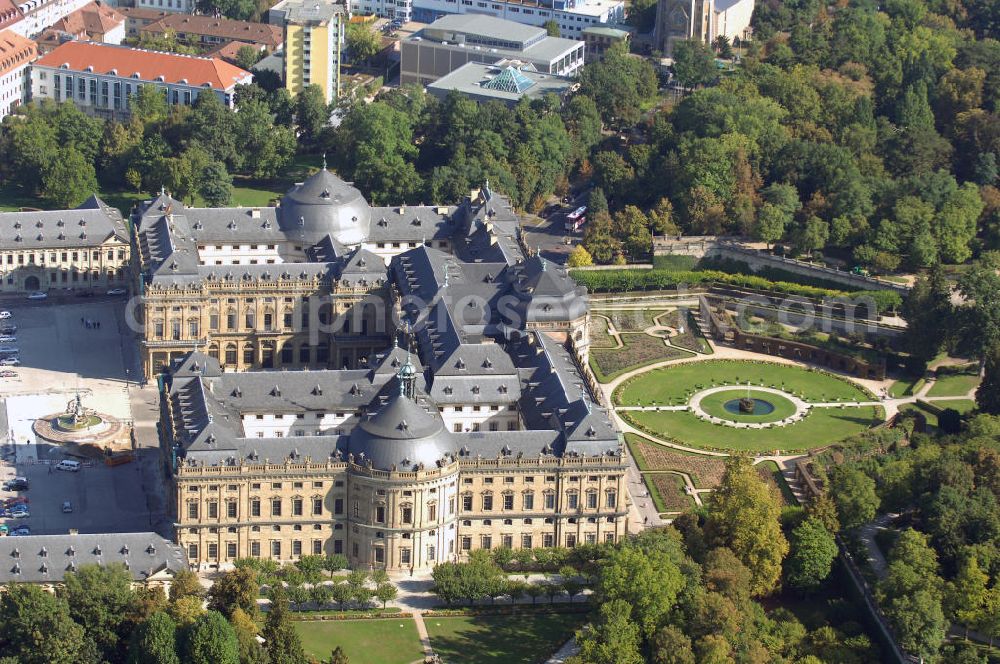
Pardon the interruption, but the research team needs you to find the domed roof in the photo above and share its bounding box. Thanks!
[278,168,371,245]
[348,394,453,471]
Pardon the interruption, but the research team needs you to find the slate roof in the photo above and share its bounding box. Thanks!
[0,196,127,250]
[0,532,187,585]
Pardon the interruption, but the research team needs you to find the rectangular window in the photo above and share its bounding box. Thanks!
[606,492,617,508]
[227,502,237,518]
[313,540,323,555]
[462,495,472,512]
[544,493,555,509]
[501,534,513,549]
[250,541,260,557]
[482,495,493,511]
[503,494,514,510]
[400,548,411,565]
[271,498,282,517]
[313,498,323,515]
[207,501,218,519]
[401,506,412,524]
[481,535,492,550]
[208,542,218,559]
[461,536,472,551]
[251,499,261,517]
[543,533,554,547]
[292,498,303,516]
[566,534,577,548]
[523,493,534,510]
[227,542,237,558]
[568,494,579,510]
[587,493,598,509]
[375,505,386,523]
[334,498,344,515]
[271,541,281,558]
[292,540,302,557]
[188,543,198,559]
[187,502,198,519]
[428,504,437,521]
[521,534,532,548]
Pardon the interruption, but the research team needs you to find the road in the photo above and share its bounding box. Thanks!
[520,190,591,264]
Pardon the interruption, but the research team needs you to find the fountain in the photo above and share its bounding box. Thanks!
[33,392,129,455]
[723,382,776,416]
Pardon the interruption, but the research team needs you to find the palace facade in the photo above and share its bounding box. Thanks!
[150,168,627,571]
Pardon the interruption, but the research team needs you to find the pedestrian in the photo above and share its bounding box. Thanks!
[48,465,52,474]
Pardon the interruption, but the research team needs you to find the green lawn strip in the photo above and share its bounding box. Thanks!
[927,373,981,397]
[624,406,881,453]
[425,614,585,664]
[755,460,797,506]
[640,473,668,513]
[888,377,925,398]
[615,360,870,406]
[293,618,424,664]
[697,389,798,423]
[231,183,285,207]
[927,398,977,413]
[899,403,939,428]
[590,334,693,383]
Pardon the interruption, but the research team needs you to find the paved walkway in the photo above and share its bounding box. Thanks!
[412,612,433,657]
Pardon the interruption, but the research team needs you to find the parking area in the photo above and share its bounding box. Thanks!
[0,297,169,538]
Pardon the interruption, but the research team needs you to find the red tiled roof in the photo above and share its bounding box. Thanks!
[51,1,125,38]
[35,41,251,90]
[118,7,170,21]
[0,0,22,31]
[205,39,255,61]
[142,14,282,50]
[0,28,35,76]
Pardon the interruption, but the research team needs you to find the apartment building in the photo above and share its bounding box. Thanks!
[0,27,33,117]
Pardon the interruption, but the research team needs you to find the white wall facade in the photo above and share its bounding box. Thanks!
[407,0,625,40]
[134,0,192,14]
[31,65,247,115]
[713,0,752,41]
[0,60,29,119]
[102,20,125,44]
[10,0,90,37]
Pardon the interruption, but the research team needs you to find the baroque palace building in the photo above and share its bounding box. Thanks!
[147,167,628,571]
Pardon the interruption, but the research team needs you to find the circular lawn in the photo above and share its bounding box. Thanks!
[697,389,798,424]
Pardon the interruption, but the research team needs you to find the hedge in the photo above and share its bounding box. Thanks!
[570,269,902,313]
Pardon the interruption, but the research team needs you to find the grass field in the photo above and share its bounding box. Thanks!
[615,360,870,406]
[927,372,980,397]
[888,376,926,398]
[698,389,798,423]
[424,614,584,664]
[932,398,977,413]
[590,334,693,382]
[625,406,882,452]
[294,618,423,664]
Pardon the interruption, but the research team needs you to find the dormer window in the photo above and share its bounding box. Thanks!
[482,358,492,368]
[271,386,281,397]
[121,544,129,555]
[455,358,466,369]
[471,385,480,394]
[78,219,86,226]
[443,386,453,395]
[146,544,156,555]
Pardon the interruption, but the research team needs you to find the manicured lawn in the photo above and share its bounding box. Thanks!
[931,398,977,413]
[615,360,870,406]
[293,618,423,664]
[927,372,980,397]
[425,614,584,664]
[0,184,147,216]
[590,334,693,382]
[888,376,925,398]
[698,389,798,423]
[231,182,285,207]
[625,406,882,452]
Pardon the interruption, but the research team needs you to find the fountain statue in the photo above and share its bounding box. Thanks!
[738,381,756,414]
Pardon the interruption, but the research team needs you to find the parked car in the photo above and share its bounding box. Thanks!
[106,288,127,296]
[26,291,47,300]
[0,311,10,319]
[62,500,73,513]
[0,336,16,343]
[55,459,81,472]
[0,370,16,378]
[2,478,28,491]
[9,526,30,536]
[0,358,20,366]
[11,508,29,518]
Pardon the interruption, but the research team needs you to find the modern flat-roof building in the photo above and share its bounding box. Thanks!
[0,27,33,118]
[134,0,192,16]
[405,0,623,40]
[140,14,284,52]
[143,166,627,571]
[427,60,576,105]
[0,195,130,293]
[270,0,345,102]
[400,14,583,86]
[0,532,188,590]
[32,41,252,118]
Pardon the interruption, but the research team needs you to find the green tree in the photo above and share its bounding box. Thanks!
[61,563,138,663]
[705,456,789,596]
[346,21,381,63]
[167,595,205,627]
[234,99,296,178]
[563,94,603,162]
[977,347,1000,414]
[208,567,259,619]
[374,583,397,609]
[755,203,790,247]
[130,85,170,124]
[182,610,240,664]
[128,612,180,664]
[329,646,350,664]
[883,588,947,661]
[596,538,685,638]
[567,244,594,267]
[791,216,829,256]
[672,39,716,90]
[543,19,560,36]
[651,624,695,664]
[230,606,268,664]
[263,586,307,664]
[578,43,657,127]
[199,160,233,207]
[170,569,205,602]
[950,556,990,637]
[42,147,98,208]
[295,84,329,146]
[958,254,1000,364]
[235,45,262,71]
[574,599,644,664]
[829,466,880,529]
[0,584,88,664]
[786,517,838,590]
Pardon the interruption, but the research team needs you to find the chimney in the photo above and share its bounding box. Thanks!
[68,528,79,535]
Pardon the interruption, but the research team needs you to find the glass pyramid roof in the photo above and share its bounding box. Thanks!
[482,66,536,94]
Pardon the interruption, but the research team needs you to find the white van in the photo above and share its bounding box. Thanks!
[55,460,81,472]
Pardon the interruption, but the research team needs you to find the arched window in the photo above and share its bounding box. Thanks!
[243,342,255,365]
[208,344,219,361]
[224,343,237,365]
